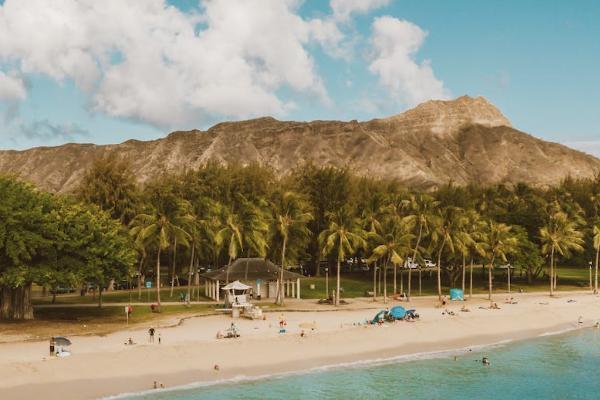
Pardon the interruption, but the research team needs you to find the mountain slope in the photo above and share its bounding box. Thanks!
[0,96,598,192]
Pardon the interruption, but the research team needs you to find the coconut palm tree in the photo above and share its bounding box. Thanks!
[360,196,386,302]
[464,210,486,298]
[319,207,366,306]
[271,191,312,305]
[367,218,414,303]
[540,211,584,296]
[482,221,518,301]
[130,204,191,309]
[215,212,244,284]
[431,206,463,301]
[404,194,439,298]
[594,224,600,294]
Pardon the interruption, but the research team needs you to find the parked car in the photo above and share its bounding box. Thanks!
[424,259,436,268]
[403,257,419,269]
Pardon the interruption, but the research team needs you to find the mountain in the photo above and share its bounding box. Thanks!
[0,96,598,192]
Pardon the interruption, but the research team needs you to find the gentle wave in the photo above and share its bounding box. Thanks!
[103,326,582,400]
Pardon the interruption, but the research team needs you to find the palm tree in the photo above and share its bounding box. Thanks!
[431,207,463,301]
[271,191,312,305]
[594,224,600,294]
[361,197,385,302]
[130,206,191,309]
[464,211,486,299]
[405,194,438,298]
[482,221,518,300]
[319,208,366,306]
[367,218,413,303]
[540,211,584,296]
[215,212,244,283]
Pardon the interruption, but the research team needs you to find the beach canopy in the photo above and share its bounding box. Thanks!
[53,336,72,346]
[389,306,407,319]
[222,280,251,291]
[449,288,464,301]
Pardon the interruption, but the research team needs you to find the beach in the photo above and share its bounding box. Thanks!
[1,292,599,400]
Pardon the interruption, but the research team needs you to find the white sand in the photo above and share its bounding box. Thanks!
[1,292,599,399]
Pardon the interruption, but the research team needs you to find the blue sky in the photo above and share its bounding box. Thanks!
[0,0,599,155]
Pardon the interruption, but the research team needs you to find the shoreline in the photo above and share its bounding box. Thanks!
[106,322,582,400]
[1,292,599,400]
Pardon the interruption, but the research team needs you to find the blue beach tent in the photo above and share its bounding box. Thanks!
[389,306,407,320]
[449,288,464,301]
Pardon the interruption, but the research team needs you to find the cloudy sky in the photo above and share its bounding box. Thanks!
[0,0,599,156]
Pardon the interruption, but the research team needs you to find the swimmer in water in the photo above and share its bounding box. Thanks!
[482,357,490,366]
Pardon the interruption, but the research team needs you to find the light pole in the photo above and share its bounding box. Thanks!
[589,261,593,292]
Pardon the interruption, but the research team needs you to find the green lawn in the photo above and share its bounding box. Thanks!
[300,265,595,299]
[33,286,211,305]
[32,265,595,307]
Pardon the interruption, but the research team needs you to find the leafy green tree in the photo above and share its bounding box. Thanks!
[130,188,191,309]
[404,194,438,298]
[540,211,584,296]
[319,207,366,306]
[431,206,464,301]
[0,176,55,320]
[482,221,518,300]
[77,154,139,225]
[270,191,312,305]
[367,218,414,303]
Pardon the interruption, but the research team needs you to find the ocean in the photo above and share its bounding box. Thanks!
[123,328,600,399]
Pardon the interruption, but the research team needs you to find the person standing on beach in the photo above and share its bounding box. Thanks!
[158,333,161,344]
[149,327,155,343]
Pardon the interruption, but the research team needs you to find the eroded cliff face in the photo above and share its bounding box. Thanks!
[0,96,597,192]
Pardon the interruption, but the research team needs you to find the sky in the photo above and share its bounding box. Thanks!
[0,0,599,156]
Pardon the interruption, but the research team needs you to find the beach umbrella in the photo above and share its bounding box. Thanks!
[53,336,72,346]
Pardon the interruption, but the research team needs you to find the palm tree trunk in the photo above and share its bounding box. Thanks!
[277,238,287,306]
[98,285,103,308]
[137,254,145,300]
[383,260,388,304]
[595,246,599,294]
[336,259,341,306]
[187,244,195,305]
[170,238,177,297]
[488,255,495,301]
[400,268,404,294]
[372,261,377,302]
[549,245,555,297]
[409,222,423,299]
[393,262,397,295]
[461,253,466,294]
[156,247,162,308]
[469,257,474,299]
[225,256,232,284]
[436,238,446,301]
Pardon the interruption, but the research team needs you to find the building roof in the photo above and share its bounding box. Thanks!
[202,258,304,282]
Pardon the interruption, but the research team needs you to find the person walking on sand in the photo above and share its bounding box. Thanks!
[148,327,155,343]
[158,333,161,344]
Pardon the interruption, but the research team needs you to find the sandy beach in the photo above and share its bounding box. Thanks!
[1,292,599,400]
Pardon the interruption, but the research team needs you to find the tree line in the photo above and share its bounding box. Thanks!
[2,154,600,319]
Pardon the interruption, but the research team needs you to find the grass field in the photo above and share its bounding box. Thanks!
[31,265,594,307]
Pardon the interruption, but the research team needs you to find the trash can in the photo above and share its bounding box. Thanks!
[50,337,55,356]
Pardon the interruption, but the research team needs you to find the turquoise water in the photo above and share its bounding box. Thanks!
[129,329,600,400]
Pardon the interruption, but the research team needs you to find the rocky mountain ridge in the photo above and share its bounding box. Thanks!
[0,95,598,192]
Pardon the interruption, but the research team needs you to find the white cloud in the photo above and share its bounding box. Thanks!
[331,0,391,22]
[368,16,449,107]
[0,0,342,128]
[0,71,26,100]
